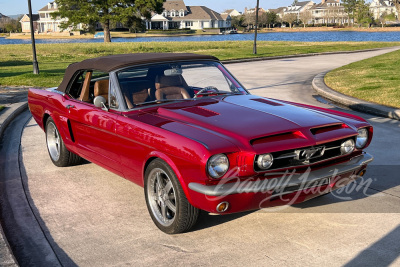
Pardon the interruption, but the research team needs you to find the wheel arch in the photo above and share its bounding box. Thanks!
[142,152,194,204]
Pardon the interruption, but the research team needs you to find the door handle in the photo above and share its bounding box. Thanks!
[65,105,75,109]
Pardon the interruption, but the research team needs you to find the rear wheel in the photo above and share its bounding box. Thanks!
[45,117,82,167]
[144,159,199,234]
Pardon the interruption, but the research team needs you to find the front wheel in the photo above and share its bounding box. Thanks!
[144,159,199,234]
[45,117,82,167]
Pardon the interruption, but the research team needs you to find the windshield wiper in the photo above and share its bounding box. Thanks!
[196,92,243,97]
[134,98,193,107]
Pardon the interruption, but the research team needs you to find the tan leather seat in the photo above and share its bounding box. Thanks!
[155,75,190,100]
[79,72,92,102]
[125,88,151,109]
[94,80,109,103]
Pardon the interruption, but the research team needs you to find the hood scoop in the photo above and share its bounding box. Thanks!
[251,98,283,106]
[310,123,349,135]
[182,106,219,117]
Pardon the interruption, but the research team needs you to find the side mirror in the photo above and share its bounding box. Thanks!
[94,96,108,111]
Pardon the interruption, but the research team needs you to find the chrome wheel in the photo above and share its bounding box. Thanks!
[46,121,61,162]
[146,168,177,227]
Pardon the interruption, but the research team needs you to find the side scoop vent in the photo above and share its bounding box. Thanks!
[182,106,219,117]
[251,98,283,106]
[310,123,349,135]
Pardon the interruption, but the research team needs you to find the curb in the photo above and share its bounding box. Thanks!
[221,47,396,64]
[0,102,29,140]
[0,102,28,267]
[312,71,400,121]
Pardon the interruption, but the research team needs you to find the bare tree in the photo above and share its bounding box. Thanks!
[283,13,297,28]
[299,10,312,27]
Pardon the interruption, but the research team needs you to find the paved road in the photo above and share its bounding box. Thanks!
[8,48,400,266]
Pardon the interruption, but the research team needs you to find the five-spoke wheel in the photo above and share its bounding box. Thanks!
[144,159,199,234]
[45,117,82,167]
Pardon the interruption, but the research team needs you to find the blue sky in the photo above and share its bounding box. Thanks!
[0,0,296,16]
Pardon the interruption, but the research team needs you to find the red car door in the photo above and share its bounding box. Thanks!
[63,99,123,176]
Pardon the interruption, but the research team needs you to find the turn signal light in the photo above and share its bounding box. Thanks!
[216,202,229,213]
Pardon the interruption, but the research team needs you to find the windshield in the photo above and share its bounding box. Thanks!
[116,61,247,109]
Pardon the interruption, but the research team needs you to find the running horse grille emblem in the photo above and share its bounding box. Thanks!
[295,146,326,164]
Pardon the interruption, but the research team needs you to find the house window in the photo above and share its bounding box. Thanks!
[185,21,193,27]
[171,10,175,17]
[179,10,184,17]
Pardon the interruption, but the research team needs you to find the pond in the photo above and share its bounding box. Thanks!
[1,31,400,45]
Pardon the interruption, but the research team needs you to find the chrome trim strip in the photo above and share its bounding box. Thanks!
[188,153,373,197]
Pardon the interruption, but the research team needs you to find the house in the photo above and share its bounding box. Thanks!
[370,0,399,20]
[268,7,286,18]
[309,0,349,24]
[282,1,315,19]
[147,0,231,31]
[244,7,267,14]
[222,9,242,17]
[19,14,39,33]
[19,2,83,33]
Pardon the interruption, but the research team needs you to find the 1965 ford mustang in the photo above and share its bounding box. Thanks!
[28,53,373,234]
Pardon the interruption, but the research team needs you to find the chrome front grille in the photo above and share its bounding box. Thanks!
[254,138,356,172]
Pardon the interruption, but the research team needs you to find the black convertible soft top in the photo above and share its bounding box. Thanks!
[57,53,219,93]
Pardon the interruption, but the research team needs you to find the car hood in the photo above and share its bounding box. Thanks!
[141,95,360,153]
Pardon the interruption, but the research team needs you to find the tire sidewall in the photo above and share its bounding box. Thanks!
[144,159,188,234]
[45,117,69,167]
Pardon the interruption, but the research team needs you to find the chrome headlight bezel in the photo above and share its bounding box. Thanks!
[356,128,369,149]
[207,154,229,179]
[256,153,274,170]
[340,139,355,155]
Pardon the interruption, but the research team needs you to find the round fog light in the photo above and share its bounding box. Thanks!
[257,153,274,170]
[340,139,355,155]
[216,202,229,213]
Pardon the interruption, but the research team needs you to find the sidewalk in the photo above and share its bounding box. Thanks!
[0,97,28,267]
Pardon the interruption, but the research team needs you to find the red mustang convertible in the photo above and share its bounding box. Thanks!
[28,53,373,234]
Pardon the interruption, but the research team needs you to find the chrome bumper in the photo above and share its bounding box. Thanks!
[189,153,374,197]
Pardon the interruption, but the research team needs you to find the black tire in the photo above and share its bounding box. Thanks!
[144,159,199,234]
[45,117,82,167]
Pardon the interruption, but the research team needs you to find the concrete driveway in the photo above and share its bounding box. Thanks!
[6,47,400,266]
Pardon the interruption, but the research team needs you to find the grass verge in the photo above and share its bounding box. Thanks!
[325,49,400,108]
[0,106,4,112]
[1,41,400,87]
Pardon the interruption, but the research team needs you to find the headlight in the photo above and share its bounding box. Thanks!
[257,154,274,170]
[340,139,355,155]
[207,154,229,179]
[356,128,369,149]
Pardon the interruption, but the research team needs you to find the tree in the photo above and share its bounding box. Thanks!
[266,11,278,28]
[231,15,244,29]
[342,0,357,26]
[283,13,297,28]
[53,0,164,43]
[244,12,256,30]
[299,10,312,27]
[355,0,372,27]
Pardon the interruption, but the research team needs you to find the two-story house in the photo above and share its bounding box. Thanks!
[370,0,399,20]
[147,0,231,31]
[20,2,83,34]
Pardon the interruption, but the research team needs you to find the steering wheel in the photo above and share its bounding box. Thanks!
[194,86,220,98]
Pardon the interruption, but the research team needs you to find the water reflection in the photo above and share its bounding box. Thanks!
[1,31,400,45]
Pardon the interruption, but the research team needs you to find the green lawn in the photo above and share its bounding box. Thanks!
[1,41,400,87]
[325,49,400,108]
[0,106,4,112]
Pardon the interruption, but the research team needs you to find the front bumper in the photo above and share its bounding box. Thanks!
[188,152,373,213]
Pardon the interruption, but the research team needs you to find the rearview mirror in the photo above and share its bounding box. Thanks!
[94,96,108,111]
[164,68,182,76]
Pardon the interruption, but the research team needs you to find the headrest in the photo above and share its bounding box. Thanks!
[156,75,183,88]
[94,80,109,96]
